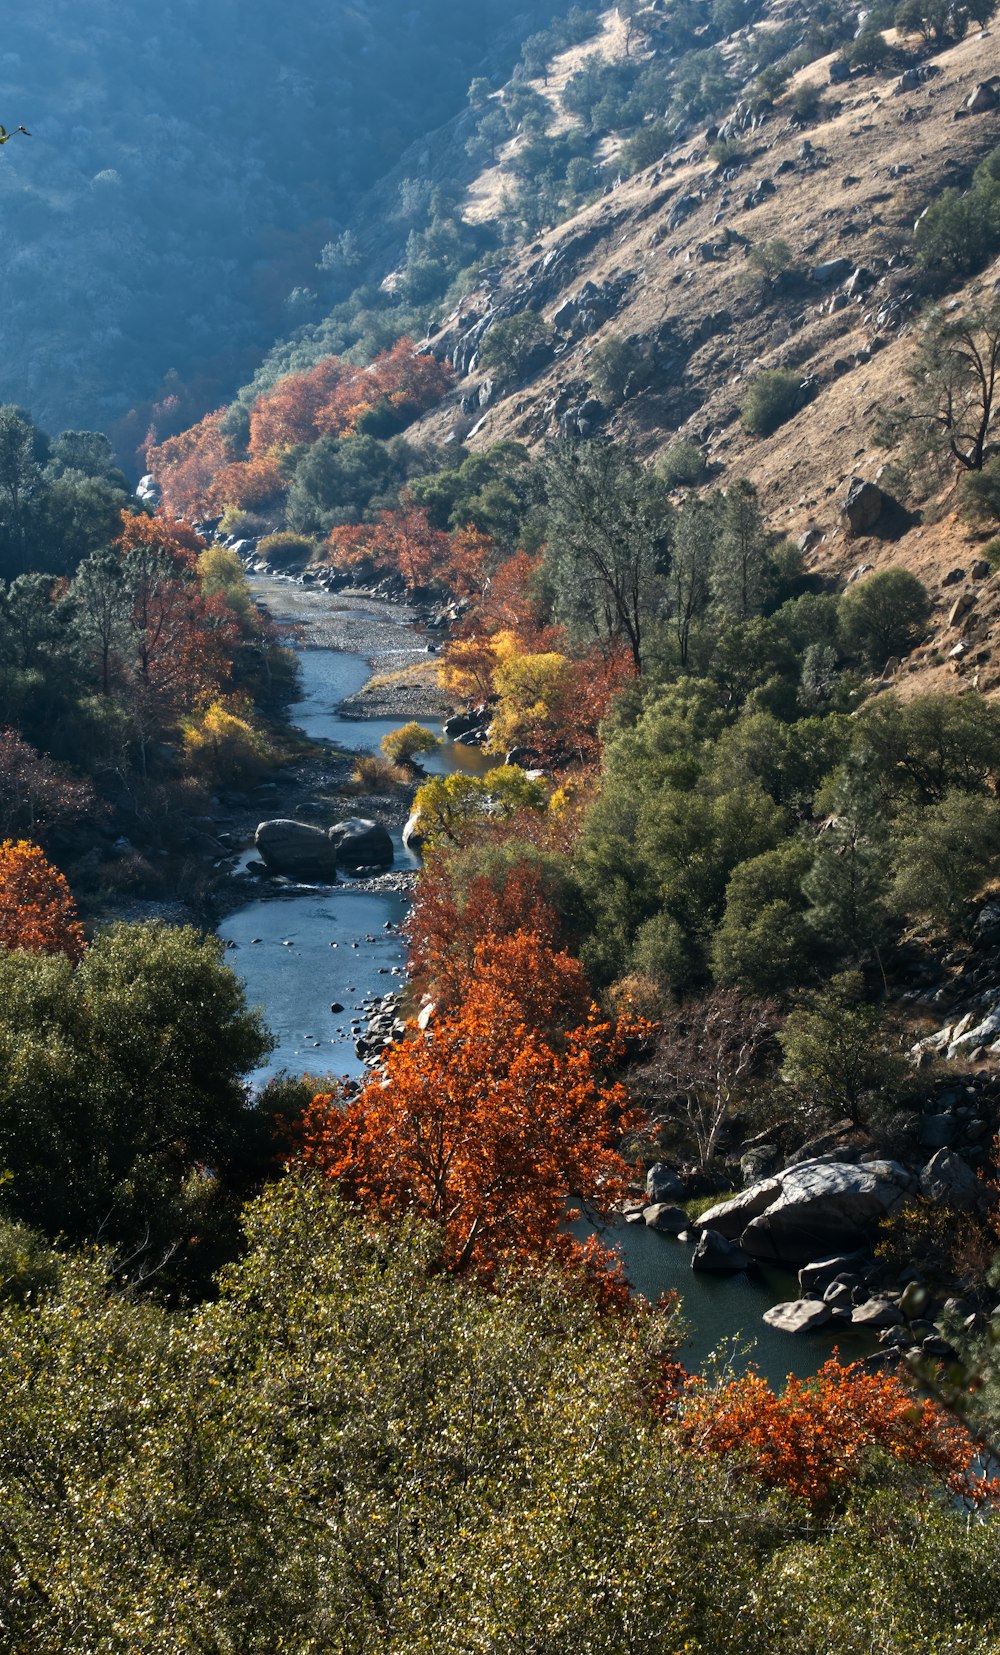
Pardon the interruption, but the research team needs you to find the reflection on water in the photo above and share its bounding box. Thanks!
[220,889,409,1086]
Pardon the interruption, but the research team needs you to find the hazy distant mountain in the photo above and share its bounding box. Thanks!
[0,0,562,449]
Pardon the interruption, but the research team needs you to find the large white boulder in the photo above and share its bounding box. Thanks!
[698,1159,916,1268]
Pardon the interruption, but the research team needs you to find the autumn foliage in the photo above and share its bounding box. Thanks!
[0,840,85,962]
[678,1357,999,1514]
[298,930,643,1288]
[148,341,450,519]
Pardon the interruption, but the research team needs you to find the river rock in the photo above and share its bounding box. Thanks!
[644,1203,688,1234]
[691,1228,751,1272]
[851,1298,904,1329]
[738,1159,915,1267]
[328,818,394,871]
[696,1179,781,1240]
[402,810,424,853]
[798,1252,869,1296]
[763,1299,832,1335]
[645,1163,685,1202]
[255,819,338,880]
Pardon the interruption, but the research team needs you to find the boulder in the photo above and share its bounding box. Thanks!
[695,1179,782,1241]
[810,256,852,285]
[851,1298,904,1329]
[919,1113,956,1150]
[798,1252,869,1297]
[740,1145,780,1184]
[691,1228,752,1272]
[740,1159,915,1268]
[967,81,1000,113]
[919,1148,980,1209]
[763,1299,832,1335]
[645,1162,685,1202]
[644,1203,688,1235]
[841,477,883,534]
[254,819,338,880]
[402,810,424,853]
[328,818,394,871]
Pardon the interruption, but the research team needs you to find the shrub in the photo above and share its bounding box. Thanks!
[380,722,440,766]
[351,753,409,793]
[740,369,802,437]
[657,440,709,489]
[257,530,318,569]
[846,26,892,68]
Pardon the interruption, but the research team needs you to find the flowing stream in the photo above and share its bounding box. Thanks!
[219,578,868,1386]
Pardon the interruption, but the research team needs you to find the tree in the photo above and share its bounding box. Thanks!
[779,970,906,1128]
[803,767,892,962]
[0,730,93,842]
[669,496,716,666]
[891,302,1000,471]
[0,921,275,1268]
[839,568,929,669]
[543,440,670,671]
[477,312,546,380]
[412,766,548,849]
[890,789,1000,929]
[299,930,642,1282]
[711,841,814,994]
[711,480,769,620]
[0,406,42,578]
[682,1356,996,1515]
[0,840,85,961]
[649,989,778,1170]
[381,721,439,766]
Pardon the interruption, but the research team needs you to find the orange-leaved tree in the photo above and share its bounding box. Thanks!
[678,1356,999,1514]
[0,840,85,961]
[298,930,644,1286]
[407,856,570,1012]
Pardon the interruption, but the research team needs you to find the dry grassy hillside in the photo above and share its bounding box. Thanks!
[412,15,1000,689]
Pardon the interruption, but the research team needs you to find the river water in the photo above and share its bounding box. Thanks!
[218,579,864,1387]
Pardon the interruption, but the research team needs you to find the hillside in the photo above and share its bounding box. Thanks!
[408,14,1000,685]
[0,0,566,445]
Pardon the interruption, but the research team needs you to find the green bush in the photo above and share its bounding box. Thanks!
[257,530,319,568]
[657,440,709,489]
[477,312,546,380]
[740,369,802,437]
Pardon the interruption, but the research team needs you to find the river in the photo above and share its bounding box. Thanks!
[218,578,866,1387]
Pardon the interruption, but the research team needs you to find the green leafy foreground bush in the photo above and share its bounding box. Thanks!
[0,1177,996,1653]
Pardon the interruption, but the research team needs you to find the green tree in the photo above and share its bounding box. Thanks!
[802,767,892,962]
[477,311,546,380]
[711,841,815,994]
[838,568,930,669]
[711,480,769,620]
[542,440,671,671]
[0,922,274,1273]
[889,788,1000,928]
[780,970,906,1128]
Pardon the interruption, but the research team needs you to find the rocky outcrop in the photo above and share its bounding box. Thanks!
[696,1178,781,1240]
[328,817,394,871]
[701,1159,915,1268]
[255,820,338,880]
